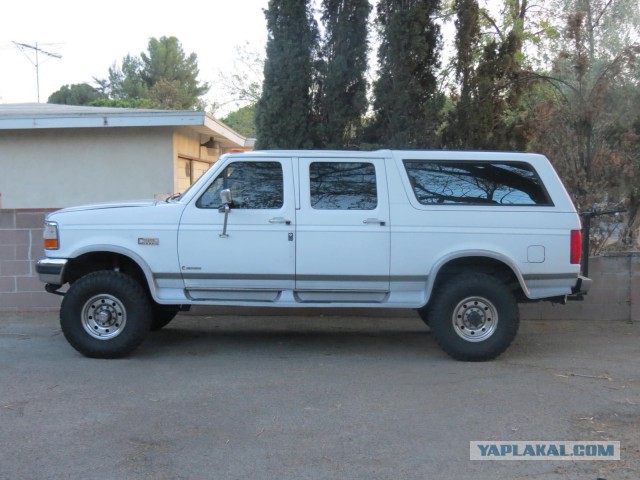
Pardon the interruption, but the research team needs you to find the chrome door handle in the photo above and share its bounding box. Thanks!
[269,217,292,225]
[363,218,386,226]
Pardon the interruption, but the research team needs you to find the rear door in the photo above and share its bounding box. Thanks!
[295,157,390,302]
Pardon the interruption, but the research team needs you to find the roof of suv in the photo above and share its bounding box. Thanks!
[227,149,549,164]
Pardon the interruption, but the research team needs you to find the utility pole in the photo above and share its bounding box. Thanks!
[12,41,62,102]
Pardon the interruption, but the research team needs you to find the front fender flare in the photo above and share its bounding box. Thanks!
[66,244,162,301]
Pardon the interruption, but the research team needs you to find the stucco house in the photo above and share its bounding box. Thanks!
[0,103,253,310]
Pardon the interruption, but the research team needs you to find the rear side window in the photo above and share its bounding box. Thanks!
[310,162,377,210]
[403,161,552,206]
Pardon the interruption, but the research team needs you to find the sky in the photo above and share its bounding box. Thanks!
[0,0,271,110]
[1,0,457,116]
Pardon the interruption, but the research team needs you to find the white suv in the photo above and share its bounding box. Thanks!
[37,150,591,360]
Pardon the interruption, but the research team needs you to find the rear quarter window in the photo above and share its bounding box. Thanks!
[403,160,553,206]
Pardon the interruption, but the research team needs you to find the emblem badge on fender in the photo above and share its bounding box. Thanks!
[138,238,159,246]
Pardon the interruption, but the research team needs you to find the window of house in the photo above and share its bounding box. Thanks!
[310,162,377,210]
[197,161,283,209]
[403,161,552,206]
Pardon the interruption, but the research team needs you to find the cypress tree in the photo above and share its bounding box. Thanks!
[443,0,481,148]
[464,38,530,151]
[255,0,318,149]
[444,1,531,151]
[316,0,371,149]
[370,0,444,149]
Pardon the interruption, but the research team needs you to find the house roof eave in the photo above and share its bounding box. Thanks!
[0,103,249,148]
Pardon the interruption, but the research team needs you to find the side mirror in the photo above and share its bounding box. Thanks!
[220,189,233,206]
[219,189,232,238]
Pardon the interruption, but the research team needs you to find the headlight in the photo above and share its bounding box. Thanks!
[43,222,60,250]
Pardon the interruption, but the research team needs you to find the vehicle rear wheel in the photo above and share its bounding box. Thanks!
[428,273,519,361]
[150,304,180,331]
[417,307,429,326]
[60,271,152,358]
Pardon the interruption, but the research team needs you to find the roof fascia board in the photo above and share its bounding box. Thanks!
[0,112,206,130]
[203,113,247,148]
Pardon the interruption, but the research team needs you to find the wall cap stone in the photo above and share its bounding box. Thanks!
[600,251,640,258]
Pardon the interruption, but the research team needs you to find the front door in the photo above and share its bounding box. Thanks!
[177,158,295,302]
[295,157,390,302]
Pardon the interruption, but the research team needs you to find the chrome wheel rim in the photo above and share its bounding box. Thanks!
[81,294,127,340]
[452,296,498,342]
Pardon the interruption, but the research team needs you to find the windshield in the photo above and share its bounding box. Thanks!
[166,162,218,202]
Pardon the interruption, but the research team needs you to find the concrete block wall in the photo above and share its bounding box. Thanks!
[521,253,639,322]
[0,209,61,311]
[632,256,640,323]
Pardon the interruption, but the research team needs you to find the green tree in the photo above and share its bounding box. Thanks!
[529,0,640,251]
[316,0,371,148]
[96,37,209,110]
[140,36,209,108]
[255,0,318,149]
[48,83,105,105]
[222,104,257,138]
[88,98,151,109]
[442,0,481,148]
[621,113,640,247]
[98,55,148,101]
[443,0,535,150]
[369,0,444,149]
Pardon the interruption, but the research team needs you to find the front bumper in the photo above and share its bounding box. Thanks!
[36,258,68,285]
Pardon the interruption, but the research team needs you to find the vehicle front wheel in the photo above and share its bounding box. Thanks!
[428,273,519,361]
[150,304,180,331]
[60,271,152,358]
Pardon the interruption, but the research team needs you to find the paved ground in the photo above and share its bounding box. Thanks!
[1,310,639,480]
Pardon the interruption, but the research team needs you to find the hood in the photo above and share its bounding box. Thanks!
[52,199,160,214]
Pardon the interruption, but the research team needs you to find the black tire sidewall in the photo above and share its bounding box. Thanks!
[429,273,519,361]
[150,305,180,331]
[60,271,152,358]
[416,306,430,326]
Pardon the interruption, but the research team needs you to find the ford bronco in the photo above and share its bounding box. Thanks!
[37,150,591,360]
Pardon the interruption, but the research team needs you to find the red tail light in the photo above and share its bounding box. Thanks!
[570,229,582,264]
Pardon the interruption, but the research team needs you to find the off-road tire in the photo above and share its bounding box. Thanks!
[417,306,429,326]
[150,304,180,331]
[60,271,152,358]
[428,273,519,361]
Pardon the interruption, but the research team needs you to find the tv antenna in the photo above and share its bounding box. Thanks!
[12,41,62,103]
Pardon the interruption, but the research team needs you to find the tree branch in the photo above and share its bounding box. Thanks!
[481,10,503,39]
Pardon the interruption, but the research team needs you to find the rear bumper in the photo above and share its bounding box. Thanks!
[568,275,592,300]
[36,258,68,285]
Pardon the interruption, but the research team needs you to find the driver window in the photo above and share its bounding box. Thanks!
[196,161,284,209]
